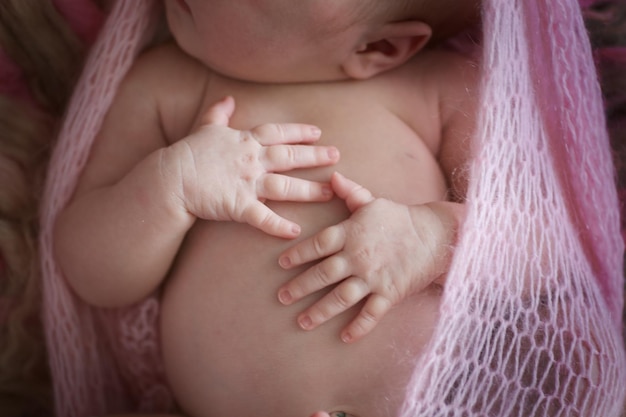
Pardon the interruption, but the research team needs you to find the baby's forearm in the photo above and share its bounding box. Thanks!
[55,148,195,308]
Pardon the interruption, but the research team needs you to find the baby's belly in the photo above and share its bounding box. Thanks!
[160,132,447,414]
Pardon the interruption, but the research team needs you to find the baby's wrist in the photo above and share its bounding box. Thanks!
[410,201,465,276]
[152,147,197,227]
[420,201,465,242]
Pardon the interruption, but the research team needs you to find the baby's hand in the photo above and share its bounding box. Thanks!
[277,172,452,343]
[164,96,340,238]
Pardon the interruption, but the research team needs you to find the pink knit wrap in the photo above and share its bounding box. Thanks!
[39,0,626,416]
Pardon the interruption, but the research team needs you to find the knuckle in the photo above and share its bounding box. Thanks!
[383,279,402,301]
[351,316,373,337]
[258,123,283,139]
[355,247,374,263]
[314,227,340,254]
[351,247,376,274]
[239,152,256,165]
[274,123,286,140]
[260,213,279,230]
[332,287,352,309]
[308,309,328,327]
[250,124,266,139]
[360,304,381,324]
[345,221,367,243]
[242,130,257,144]
[314,263,333,286]
[369,296,392,318]
[351,315,375,338]
[312,234,327,256]
[279,144,296,163]
[334,277,364,308]
[246,206,275,229]
[241,205,259,223]
[264,175,289,196]
[266,145,295,164]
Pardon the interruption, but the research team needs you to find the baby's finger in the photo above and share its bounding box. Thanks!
[241,202,301,239]
[198,96,235,126]
[251,123,323,146]
[278,254,350,305]
[262,144,339,171]
[295,276,370,331]
[331,172,375,213]
[340,294,392,344]
[278,225,345,269]
[258,174,333,202]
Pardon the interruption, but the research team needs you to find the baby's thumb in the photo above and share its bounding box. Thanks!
[331,172,375,212]
[200,96,236,126]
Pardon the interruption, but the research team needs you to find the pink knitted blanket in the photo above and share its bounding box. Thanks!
[38,0,626,416]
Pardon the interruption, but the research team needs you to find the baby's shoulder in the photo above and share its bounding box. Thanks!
[374,48,479,132]
[374,48,479,113]
[128,42,209,96]
[404,48,480,123]
[123,42,211,140]
[400,48,479,90]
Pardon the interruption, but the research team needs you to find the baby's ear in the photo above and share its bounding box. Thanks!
[342,21,432,80]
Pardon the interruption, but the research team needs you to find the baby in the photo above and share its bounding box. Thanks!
[54,0,479,416]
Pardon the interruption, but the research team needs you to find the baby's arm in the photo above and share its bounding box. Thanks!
[54,49,339,308]
[277,172,464,343]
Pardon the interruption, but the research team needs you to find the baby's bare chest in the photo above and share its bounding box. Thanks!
[174,77,446,203]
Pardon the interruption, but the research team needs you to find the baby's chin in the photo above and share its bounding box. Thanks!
[202,55,352,85]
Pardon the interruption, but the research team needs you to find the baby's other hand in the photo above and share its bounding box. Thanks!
[277,172,452,343]
[163,96,340,238]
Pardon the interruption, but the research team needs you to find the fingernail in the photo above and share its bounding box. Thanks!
[278,289,293,304]
[279,256,292,268]
[299,315,313,330]
[322,185,333,197]
[310,127,322,137]
[291,225,301,235]
[327,147,339,160]
[341,332,353,343]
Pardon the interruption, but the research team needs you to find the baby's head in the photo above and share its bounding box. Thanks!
[165,0,478,82]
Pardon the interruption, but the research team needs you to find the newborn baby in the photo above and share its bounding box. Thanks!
[55,0,479,416]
